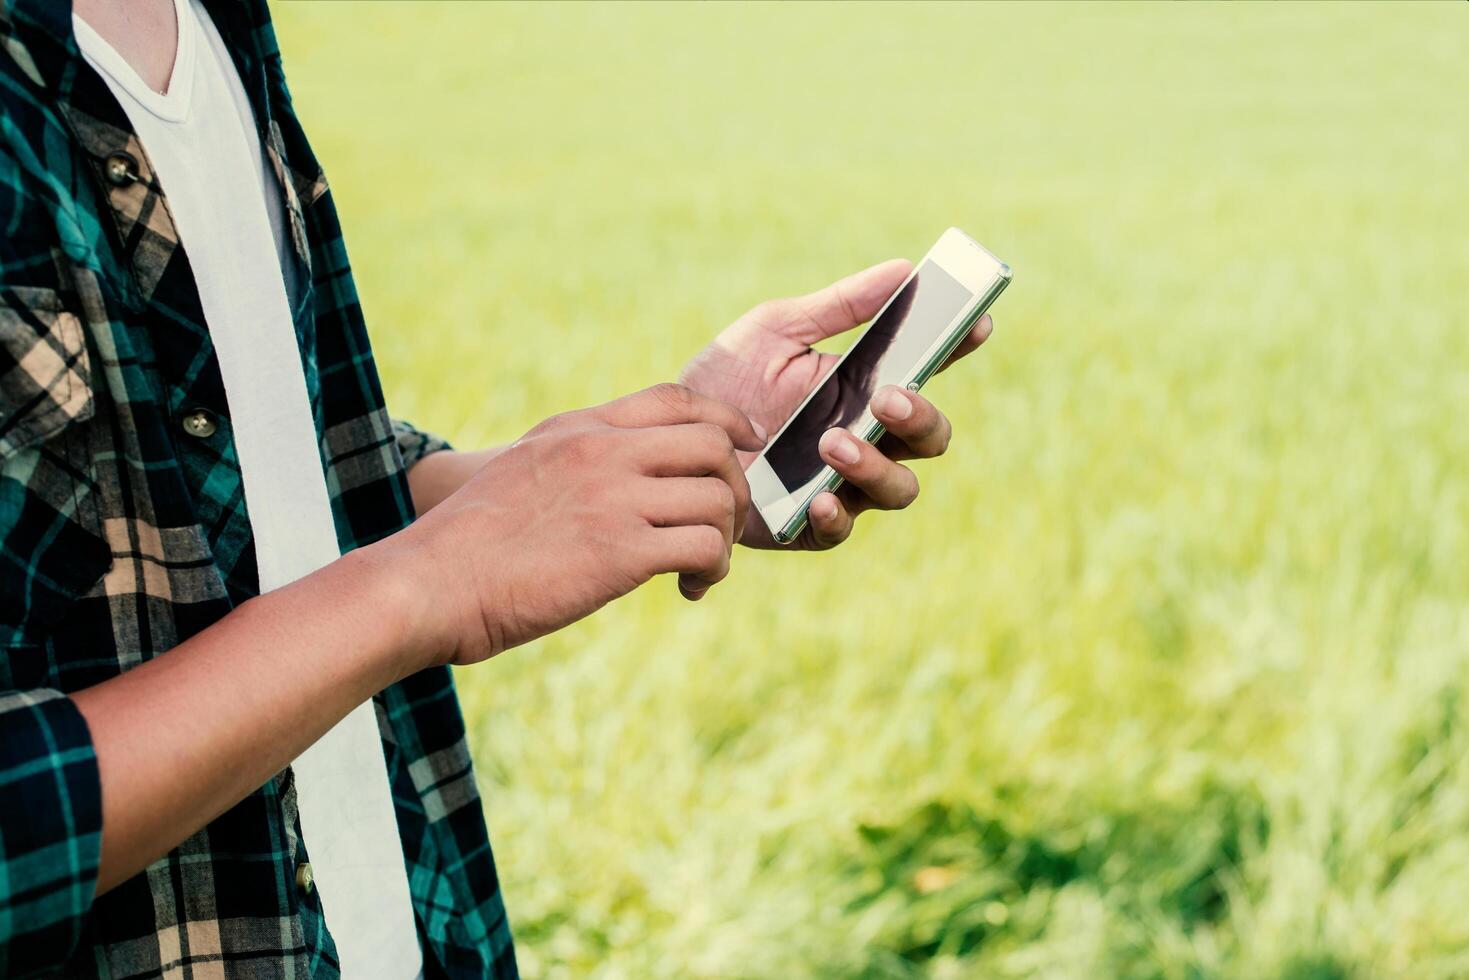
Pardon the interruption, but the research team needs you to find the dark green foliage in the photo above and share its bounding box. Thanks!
[843,786,1269,974]
[1276,955,1356,980]
[846,801,1085,963]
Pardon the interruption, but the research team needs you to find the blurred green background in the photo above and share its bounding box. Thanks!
[274,3,1468,977]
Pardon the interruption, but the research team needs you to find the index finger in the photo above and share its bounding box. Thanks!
[936,313,994,375]
[592,383,768,453]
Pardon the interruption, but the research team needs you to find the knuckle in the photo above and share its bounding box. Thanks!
[651,381,695,411]
[732,474,751,508]
[697,421,733,451]
[896,476,921,510]
[562,429,604,465]
[713,480,738,519]
[935,418,953,455]
[696,526,728,566]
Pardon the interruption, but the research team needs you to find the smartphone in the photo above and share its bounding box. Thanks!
[747,228,1012,545]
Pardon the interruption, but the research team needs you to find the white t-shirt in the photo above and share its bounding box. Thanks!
[73,2,420,976]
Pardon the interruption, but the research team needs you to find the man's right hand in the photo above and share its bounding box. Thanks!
[68,383,762,893]
[392,384,766,667]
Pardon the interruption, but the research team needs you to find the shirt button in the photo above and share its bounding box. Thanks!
[295,862,314,895]
[104,151,139,187]
[180,409,218,439]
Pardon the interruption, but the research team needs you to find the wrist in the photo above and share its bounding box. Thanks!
[406,447,504,515]
[332,538,450,682]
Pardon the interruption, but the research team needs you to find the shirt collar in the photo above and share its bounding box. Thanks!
[1,0,77,92]
[2,0,256,97]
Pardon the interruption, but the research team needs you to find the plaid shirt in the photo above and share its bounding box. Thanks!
[0,1,516,976]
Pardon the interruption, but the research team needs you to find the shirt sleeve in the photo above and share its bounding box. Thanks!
[0,688,103,974]
[0,111,104,977]
[391,418,453,470]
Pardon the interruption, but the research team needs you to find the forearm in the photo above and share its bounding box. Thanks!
[72,442,498,895]
[405,446,507,514]
[71,540,435,894]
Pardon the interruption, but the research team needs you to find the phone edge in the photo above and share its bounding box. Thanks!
[772,265,1012,544]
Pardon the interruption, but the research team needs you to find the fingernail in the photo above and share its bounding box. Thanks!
[875,387,912,421]
[750,418,768,444]
[822,429,861,465]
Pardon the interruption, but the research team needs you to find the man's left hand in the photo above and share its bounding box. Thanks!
[679,259,995,550]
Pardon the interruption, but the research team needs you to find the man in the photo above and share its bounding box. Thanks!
[0,0,992,976]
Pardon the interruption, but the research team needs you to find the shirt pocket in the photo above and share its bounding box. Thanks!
[0,285,110,643]
[0,286,94,456]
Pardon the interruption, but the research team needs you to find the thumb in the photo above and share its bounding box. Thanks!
[784,258,913,344]
[594,383,768,453]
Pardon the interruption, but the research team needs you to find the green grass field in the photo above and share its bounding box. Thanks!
[273,4,1469,977]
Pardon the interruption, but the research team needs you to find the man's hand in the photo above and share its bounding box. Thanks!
[70,383,760,894]
[393,384,765,666]
[679,259,995,550]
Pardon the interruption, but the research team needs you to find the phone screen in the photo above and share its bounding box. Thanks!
[765,260,974,494]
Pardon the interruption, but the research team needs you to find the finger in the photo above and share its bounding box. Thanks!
[631,423,751,543]
[594,383,767,452]
[640,477,738,549]
[804,491,854,550]
[869,386,952,459]
[643,524,731,600]
[817,427,920,511]
[937,313,995,374]
[781,258,913,345]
